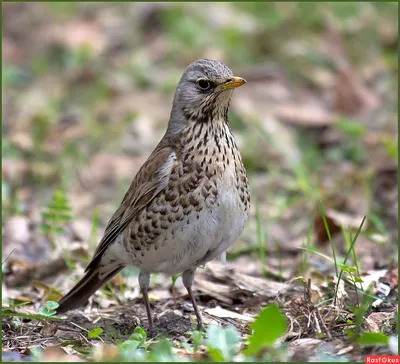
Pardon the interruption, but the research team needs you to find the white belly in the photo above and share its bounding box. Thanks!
[108,168,248,275]
[157,189,247,275]
[146,185,247,275]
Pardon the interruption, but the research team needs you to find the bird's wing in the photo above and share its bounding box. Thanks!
[85,140,177,271]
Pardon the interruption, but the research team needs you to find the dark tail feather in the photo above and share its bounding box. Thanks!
[57,265,123,314]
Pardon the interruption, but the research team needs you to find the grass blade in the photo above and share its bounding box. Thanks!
[319,201,338,277]
[334,216,366,306]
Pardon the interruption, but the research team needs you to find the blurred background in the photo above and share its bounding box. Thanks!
[2,1,398,318]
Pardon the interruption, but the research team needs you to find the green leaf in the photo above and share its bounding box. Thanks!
[208,347,225,362]
[40,224,51,233]
[353,286,375,337]
[119,339,141,353]
[181,342,191,353]
[37,301,59,317]
[171,273,182,285]
[205,324,240,361]
[118,326,147,354]
[334,118,366,137]
[38,307,51,316]
[119,347,146,362]
[191,330,205,352]
[356,332,389,346]
[245,304,287,357]
[45,301,59,310]
[40,188,72,237]
[298,247,335,263]
[11,320,22,328]
[381,137,398,160]
[88,327,103,339]
[128,326,146,344]
[148,339,179,362]
[340,265,357,274]
[54,226,64,234]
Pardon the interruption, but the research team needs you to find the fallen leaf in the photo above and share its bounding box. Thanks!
[365,312,394,332]
[40,322,58,337]
[204,306,253,322]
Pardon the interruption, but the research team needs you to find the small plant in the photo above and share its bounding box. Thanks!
[171,273,182,305]
[301,219,313,275]
[10,319,22,328]
[345,284,392,348]
[191,330,205,353]
[2,301,61,322]
[205,324,240,361]
[334,218,366,305]
[88,327,103,340]
[381,135,398,160]
[114,327,188,362]
[356,331,389,346]
[38,301,59,318]
[300,211,369,308]
[118,326,148,352]
[319,201,339,277]
[245,304,287,358]
[334,117,367,138]
[181,330,205,354]
[40,188,72,249]
[147,338,183,362]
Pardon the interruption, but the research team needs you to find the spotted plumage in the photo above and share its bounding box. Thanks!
[57,59,250,332]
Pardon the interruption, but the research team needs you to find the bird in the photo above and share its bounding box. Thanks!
[57,59,251,332]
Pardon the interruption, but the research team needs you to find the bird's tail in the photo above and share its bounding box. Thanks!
[57,265,123,314]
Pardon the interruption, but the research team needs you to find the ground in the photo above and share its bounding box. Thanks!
[2,2,398,362]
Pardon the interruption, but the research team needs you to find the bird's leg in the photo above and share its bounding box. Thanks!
[139,272,154,334]
[187,285,204,330]
[183,268,203,330]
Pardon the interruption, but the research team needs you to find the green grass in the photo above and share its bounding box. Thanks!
[40,188,73,249]
[334,216,366,306]
[3,301,62,322]
[319,201,339,277]
[300,219,313,275]
[2,2,397,361]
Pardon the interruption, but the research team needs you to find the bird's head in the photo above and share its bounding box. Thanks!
[168,59,246,133]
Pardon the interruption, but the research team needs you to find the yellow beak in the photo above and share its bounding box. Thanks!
[219,76,247,90]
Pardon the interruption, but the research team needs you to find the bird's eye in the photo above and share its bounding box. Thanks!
[197,79,214,90]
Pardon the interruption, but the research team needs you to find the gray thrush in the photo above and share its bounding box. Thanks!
[57,59,250,331]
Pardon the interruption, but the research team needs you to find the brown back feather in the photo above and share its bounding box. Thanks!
[86,136,181,271]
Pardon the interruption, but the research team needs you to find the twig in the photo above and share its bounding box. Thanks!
[315,306,332,340]
[78,332,93,345]
[69,321,89,333]
[313,311,322,334]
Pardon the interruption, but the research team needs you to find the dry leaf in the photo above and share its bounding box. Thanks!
[40,322,58,337]
[204,306,253,322]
